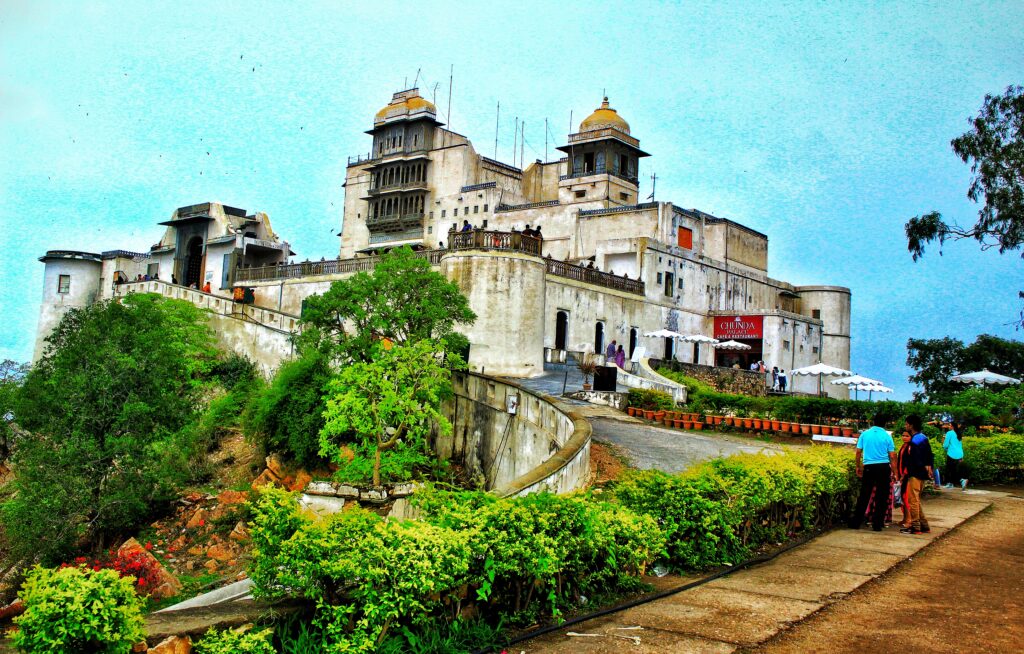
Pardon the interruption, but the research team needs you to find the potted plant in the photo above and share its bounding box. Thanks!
[800,423,812,435]
[576,352,600,391]
[693,420,704,430]
[770,417,781,431]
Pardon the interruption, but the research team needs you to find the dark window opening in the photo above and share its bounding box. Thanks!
[555,311,569,350]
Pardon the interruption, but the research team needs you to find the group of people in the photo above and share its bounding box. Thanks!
[850,415,969,535]
[455,221,544,239]
[604,339,627,369]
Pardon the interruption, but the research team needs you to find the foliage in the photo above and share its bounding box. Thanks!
[0,359,30,461]
[243,350,332,466]
[626,388,674,411]
[905,86,1024,324]
[615,447,855,570]
[299,246,476,362]
[61,547,164,597]
[907,334,1024,403]
[574,353,600,384]
[320,340,453,487]
[195,627,276,654]
[211,352,260,391]
[5,293,218,565]
[11,565,145,654]
[960,434,1024,483]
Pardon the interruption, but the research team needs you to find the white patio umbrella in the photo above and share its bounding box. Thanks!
[950,369,1022,386]
[712,340,751,350]
[832,374,887,401]
[680,334,720,344]
[791,363,854,396]
[643,329,685,339]
[853,383,893,401]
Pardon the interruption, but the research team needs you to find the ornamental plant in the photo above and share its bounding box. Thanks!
[194,627,275,654]
[11,565,145,654]
[60,548,164,596]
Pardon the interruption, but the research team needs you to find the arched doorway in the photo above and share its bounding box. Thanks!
[184,237,204,288]
[554,311,568,350]
[664,337,675,361]
[629,328,638,358]
[594,322,605,356]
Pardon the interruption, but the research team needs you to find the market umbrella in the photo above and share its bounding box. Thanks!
[791,363,854,396]
[680,334,720,344]
[712,340,751,350]
[853,383,893,401]
[950,369,1022,386]
[643,329,685,339]
[832,374,887,400]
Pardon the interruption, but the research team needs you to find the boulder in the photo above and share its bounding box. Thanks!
[229,521,250,543]
[306,481,337,496]
[266,453,288,479]
[117,538,181,600]
[250,469,281,489]
[150,635,191,654]
[206,542,240,562]
[217,490,249,505]
[185,508,208,530]
[335,484,360,499]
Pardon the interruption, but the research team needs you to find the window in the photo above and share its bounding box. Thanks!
[575,190,586,198]
[620,192,630,201]
[441,209,446,218]
[656,272,662,284]
[57,274,70,294]
[783,340,791,351]
[482,219,488,228]
[427,226,433,234]
[664,272,674,296]
[812,346,819,354]
[453,208,458,217]
[812,309,821,319]
[473,205,479,213]
[483,204,488,212]
[678,277,684,289]
[677,227,693,249]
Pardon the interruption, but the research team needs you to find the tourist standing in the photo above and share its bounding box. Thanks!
[202,281,211,293]
[943,422,967,489]
[771,366,779,390]
[848,414,896,531]
[895,430,913,528]
[778,369,788,392]
[615,344,626,369]
[902,415,933,535]
[461,220,472,232]
[605,339,617,361]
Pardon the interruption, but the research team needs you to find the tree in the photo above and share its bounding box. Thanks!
[299,246,476,361]
[319,340,453,487]
[907,333,1024,403]
[906,86,1024,324]
[4,293,218,565]
[0,360,30,461]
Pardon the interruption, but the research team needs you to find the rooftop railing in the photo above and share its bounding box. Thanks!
[447,229,542,256]
[567,127,640,148]
[559,165,638,185]
[545,259,645,295]
[235,249,444,283]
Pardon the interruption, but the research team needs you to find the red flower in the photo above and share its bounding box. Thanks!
[145,541,153,551]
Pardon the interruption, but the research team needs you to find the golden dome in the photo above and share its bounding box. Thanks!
[375,90,437,123]
[579,97,630,134]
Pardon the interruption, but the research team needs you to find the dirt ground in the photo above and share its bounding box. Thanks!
[589,439,630,485]
[746,491,1024,654]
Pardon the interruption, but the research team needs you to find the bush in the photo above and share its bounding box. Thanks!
[244,351,332,467]
[61,548,164,597]
[626,388,674,411]
[195,627,275,654]
[12,566,145,654]
[961,434,1024,483]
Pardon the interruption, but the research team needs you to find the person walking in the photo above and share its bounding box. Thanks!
[943,422,967,489]
[778,369,788,392]
[895,429,913,529]
[605,339,617,362]
[615,344,626,369]
[902,415,933,535]
[848,414,896,531]
[771,366,779,391]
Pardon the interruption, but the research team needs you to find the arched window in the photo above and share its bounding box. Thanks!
[555,311,569,350]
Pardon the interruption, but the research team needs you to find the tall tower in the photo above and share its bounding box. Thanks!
[361,89,443,246]
[557,97,650,206]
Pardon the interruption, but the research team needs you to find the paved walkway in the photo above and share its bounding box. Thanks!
[520,488,1001,653]
[512,361,626,402]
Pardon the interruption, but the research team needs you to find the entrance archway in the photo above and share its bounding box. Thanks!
[184,237,204,288]
[629,328,638,358]
[554,311,568,350]
[594,322,605,355]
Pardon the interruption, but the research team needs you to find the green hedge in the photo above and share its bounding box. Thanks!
[961,434,1024,483]
[626,388,675,411]
[246,446,856,650]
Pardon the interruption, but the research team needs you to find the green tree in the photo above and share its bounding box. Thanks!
[299,246,475,361]
[0,359,30,461]
[907,333,1024,402]
[5,293,218,564]
[320,340,453,487]
[905,86,1024,323]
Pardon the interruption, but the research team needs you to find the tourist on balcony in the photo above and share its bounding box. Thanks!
[461,220,472,232]
[171,275,178,285]
[534,225,543,240]
[202,281,211,293]
[523,224,534,237]
[615,345,626,369]
[438,241,445,249]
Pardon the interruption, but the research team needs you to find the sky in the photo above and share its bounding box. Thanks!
[1,0,1022,399]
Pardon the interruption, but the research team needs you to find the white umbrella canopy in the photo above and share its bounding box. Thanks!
[791,363,854,377]
[713,340,752,350]
[831,374,885,387]
[950,369,1022,385]
[643,329,685,339]
[680,334,719,344]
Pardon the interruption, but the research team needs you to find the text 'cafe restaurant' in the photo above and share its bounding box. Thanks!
[713,315,764,368]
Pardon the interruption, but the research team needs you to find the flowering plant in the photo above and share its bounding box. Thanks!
[61,547,163,596]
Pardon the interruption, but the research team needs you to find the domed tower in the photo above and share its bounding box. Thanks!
[556,97,650,206]
[361,88,443,245]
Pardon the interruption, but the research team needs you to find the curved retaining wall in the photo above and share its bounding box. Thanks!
[618,360,688,404]
[437,372,591,497]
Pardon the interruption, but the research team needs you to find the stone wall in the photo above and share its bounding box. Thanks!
[437,372,590,496]
[651,359,768,397]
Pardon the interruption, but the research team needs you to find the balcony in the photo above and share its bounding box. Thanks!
[545,259,645,295]
[566,127,640,149]
[559,164,638,185]
[235,249,445,283]
[447,229,543,256]
[369,228,424,245]
[364,180,429,198]
[366,212,424,232]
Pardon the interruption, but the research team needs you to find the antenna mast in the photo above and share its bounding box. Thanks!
[520,121,525,169]
[545,117,548,161]
[494,101,500,160]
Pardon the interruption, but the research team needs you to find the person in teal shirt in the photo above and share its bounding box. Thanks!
[848,414,896,531]
[942,422,966,489]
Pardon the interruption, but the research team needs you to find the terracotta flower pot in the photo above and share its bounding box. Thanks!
[683,421,693,429]
[800,424,812,435]
[743,418,754,429]
[644,410,655,420]
[663,417,673,427]
[841,427,854,437]
[693,421,703,430]
[654,411,666,421]
[830,426,840,436]
[673,419,684,428]
[752,419,763,430]
[711,416,721,425]
[627,407,636,417]
[771,420,781,430]
[724,417,734,426]
[811,425,821,435]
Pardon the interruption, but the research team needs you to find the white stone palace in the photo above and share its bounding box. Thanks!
[34,88,851,397]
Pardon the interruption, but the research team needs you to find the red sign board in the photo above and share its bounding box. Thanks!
[714,315,763,340]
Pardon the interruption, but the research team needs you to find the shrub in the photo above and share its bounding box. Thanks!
[61,548,164,597]
[195,627,275,654]
[626,388,674,411]
[961,434,1024,483]
[244,351,332,467]
[12,565,145,654]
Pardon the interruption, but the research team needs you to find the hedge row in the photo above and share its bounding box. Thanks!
[246,446,856,650]
[656,369,1000,428]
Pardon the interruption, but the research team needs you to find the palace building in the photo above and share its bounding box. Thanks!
[34,88,851,397]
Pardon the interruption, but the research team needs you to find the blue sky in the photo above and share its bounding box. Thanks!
[1,1,1021,399]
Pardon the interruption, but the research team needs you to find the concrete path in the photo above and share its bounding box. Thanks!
[512,361,626,401]
[520,488,1001,653]
[589,417,780,474]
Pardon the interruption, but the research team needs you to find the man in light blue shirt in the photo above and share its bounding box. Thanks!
[942,423,966,489]
[848,414,896,531]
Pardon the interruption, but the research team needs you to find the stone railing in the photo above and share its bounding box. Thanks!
[650,358,768,397]
[632,358,688,403]
[235,249,444,283]
[439,372,591,497]
[494,200,560,212]
[447,229,542,256]
[578,201,658,217]
[545,259,645,295]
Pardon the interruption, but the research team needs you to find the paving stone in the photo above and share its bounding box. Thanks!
[770,543,903,576]
[705,562,871,603]
[527,627,736,653]
[812,528,940,557]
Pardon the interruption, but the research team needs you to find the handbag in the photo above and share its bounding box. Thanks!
[892,480,902,507]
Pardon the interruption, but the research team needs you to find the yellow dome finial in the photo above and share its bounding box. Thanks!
[580,96,630,134]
